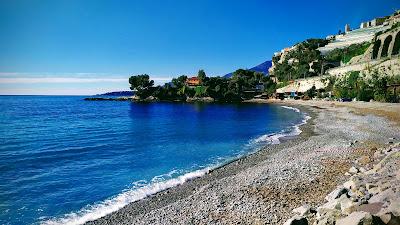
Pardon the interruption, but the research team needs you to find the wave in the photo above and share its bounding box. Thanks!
[41,168,210,225]
[252,106,310,145]
[280,105,301,113]
[43,106,311,225]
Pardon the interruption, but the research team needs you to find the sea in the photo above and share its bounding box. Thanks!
[0,96,309,225]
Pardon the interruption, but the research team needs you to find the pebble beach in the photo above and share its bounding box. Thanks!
[88,100,400,225]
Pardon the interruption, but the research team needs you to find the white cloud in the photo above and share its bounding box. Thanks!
[0,72,173,95]
[0,77,127,84]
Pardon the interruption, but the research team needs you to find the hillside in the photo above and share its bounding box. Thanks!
[224,60,272,78]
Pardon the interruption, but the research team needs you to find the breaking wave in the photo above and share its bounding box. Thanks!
[251,106,310,145]
[42,168,210,225]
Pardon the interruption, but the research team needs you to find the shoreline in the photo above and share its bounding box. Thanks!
[86,101,400,225]
[47,103,312,225]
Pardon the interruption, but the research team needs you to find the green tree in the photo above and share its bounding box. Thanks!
[197,69,206,82]
[306,86,317,98]
[129,74,155,98]
[172,75,187,88]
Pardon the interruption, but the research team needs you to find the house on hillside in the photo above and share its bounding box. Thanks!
[186,77,201,86]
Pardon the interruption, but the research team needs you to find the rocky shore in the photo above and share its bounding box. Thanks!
[88,101,400,225]
[284,143,400,225]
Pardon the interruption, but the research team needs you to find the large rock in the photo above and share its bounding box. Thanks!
[343,177,363,191]
[283,216,308,225]
[325,187,348,202]
[339,196,359,215]
[353,202,384,214]
[315,209,341,225]
[336,212,373,225]
[377,212,400,225]
[293,204,311,216]
[369,189,395,204]
[387,201,400,217]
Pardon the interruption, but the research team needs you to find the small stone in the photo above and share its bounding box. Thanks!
[366,183,377,190]
[368,187,379,195]
[350,196,359,202]
[349,166,359,174]
[379,182,390,192]
[357,156,371,166]
[374,151,382,159]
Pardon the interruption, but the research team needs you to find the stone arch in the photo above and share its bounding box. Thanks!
[372,39,381,59]
[392,32,400,56]
[381,35,393,58]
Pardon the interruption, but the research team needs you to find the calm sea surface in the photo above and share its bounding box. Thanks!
[0,96,307,225]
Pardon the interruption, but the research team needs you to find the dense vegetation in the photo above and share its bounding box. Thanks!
[325,42,371,64]
[324,72,400,103]
[272,39,329,82]
[129,69,277,102]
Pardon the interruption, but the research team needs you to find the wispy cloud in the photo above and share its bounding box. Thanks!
[0,72,173,82]
[0,77,127,84]
[0,72,173,95]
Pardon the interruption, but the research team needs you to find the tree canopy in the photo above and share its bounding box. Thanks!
[129,69,277,102]
[129,74,155,98]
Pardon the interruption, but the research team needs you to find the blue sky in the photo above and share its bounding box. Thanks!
[0,0,398,95]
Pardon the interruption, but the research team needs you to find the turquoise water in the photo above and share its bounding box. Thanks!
[0,96,307,225]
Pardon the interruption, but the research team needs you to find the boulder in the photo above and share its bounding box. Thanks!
[315,209,341,225]
[292,204,311,216]
[377,212,400,225]
[283,216,308,225]
[387,201,400,217]
[368,187,380,195]
[336,212,373,225]
[369,189,395,204]
[343,177,362,190]
[325,187,348,202]
[320,198,341,211]
[339,196,358,215]
[353,202,384,214]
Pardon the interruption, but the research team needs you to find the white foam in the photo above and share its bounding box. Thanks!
[252,132,287,145]
[252,108,311,145]
[42,168,210,225]
[281,105,301,113]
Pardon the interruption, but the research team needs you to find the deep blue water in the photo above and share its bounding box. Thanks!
[0,96,306,225]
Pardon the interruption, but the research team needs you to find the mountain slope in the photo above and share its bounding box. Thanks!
[224,60,272,78]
